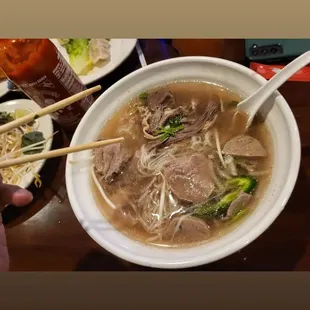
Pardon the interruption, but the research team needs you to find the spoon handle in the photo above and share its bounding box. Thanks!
[251,51,310,105]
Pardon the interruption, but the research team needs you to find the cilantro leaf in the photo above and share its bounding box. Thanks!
[156,114,184,141]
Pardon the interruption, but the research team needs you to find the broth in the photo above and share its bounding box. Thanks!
[91,81,273,248]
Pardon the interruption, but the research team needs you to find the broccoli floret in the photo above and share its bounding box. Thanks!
[226,176,257,194]
[193,176,257,219]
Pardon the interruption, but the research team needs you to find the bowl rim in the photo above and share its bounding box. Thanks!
[66,56,301,269]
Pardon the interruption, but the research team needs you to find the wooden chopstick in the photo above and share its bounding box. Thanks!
[0,137,124,169]
[0,85,101,135]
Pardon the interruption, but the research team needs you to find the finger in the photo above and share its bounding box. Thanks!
[0,225,9,272]
[0,183,33,207]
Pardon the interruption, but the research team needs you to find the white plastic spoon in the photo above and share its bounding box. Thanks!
[237,51,310,129]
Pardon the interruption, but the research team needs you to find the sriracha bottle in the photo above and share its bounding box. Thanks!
[0,39,94,131]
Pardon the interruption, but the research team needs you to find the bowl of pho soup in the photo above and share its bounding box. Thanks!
[66,57,301,269]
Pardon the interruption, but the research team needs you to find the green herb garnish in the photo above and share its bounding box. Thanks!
[166,114,182,128]
[21,131,45,155]
[139,92,148,101]
[0,112,14,124]
[156,114,184,141]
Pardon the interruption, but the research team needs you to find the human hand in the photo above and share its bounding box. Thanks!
[0,180,33,271]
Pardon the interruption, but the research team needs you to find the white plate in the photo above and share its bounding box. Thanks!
[50,39,137,85]
[0,99,54,189]
[0,80,9,99]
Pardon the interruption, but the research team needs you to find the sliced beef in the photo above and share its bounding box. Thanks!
[93,143,131,182]
[164,154,215,204]
[164,97,220,146]
[148,106,184,134]
[222,135,267,157]
[145,139,164,152]
[112,150,153,197]
[163,216,211,242]
[158,106,183,128]
[148,109,163,134]
[147,90,175,112]
[224,192,252,220]
[183,94,219,125]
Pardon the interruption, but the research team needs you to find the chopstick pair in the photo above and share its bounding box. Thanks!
[0,86,124,169]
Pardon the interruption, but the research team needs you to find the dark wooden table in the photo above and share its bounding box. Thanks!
[3,39,310,271]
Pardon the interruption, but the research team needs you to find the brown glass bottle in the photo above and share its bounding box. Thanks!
[0,39,94,131]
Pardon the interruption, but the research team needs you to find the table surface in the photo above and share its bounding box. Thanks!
[3,39,310,271]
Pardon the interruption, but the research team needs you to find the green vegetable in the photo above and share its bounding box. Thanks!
[226,176,257,194]
[156,114,184,141]
[0,112,14,124]
[157,124,184,141]
[139,92,148,101]
[21,131,45,155]
[230,208,249,224]
[166,114,182,128]
[63,39,92,75]
[193,176,257,219]
[193,191,239,219]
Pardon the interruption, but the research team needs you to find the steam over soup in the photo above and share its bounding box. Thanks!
[91,82,273,247]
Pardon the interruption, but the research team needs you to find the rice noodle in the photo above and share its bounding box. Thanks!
[170,213,192,241]
[224,155,238,176]
[91,165,116,210]
[214,128,226,168]
[220,97,224,112]
[203,115,218,132]
[157,173,166,222]
[141,112,163,140]
[136,172,182,236]
[137,144,175,176]
[207,159,225,192]
[230,110,244,133]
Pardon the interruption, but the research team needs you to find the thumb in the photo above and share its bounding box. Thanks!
[0,183,33,207]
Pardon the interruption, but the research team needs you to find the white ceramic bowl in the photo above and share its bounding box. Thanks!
[66,57,301,269]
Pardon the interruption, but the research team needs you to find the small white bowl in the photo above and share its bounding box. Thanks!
[0,99,53,189]
[65,57,301,269]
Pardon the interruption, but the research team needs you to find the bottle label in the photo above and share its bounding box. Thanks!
[15,42,94,129]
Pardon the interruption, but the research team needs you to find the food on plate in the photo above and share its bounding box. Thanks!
[0,109,52,187]
[57,39,111,75]
[88,81,273,247]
